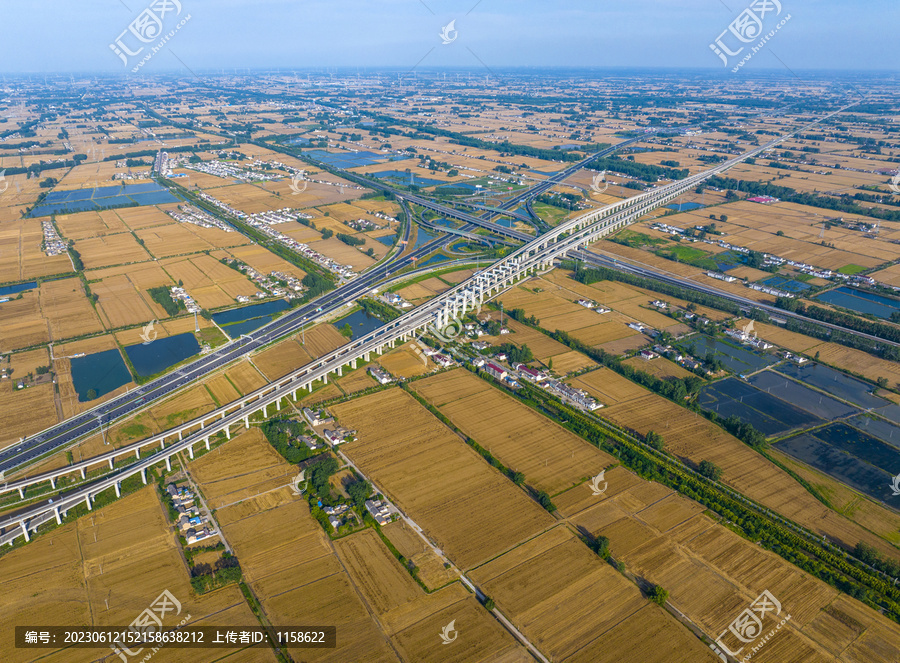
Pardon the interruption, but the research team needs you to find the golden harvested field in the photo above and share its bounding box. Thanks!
[333,388,555,569]
[160,254,258,309]
[203,463,400,661]
[39,278,105,339]
[0,290,49,350]
[569,367,649,406]
[205,372,242,405]
[91,273,156,328]
[88,259,173,290]
[0,486,260,663]
[73,232,150,269]
[54,209,128,239]
[382,520,426,558]
[469,526,718,663]
[115,205,178,230]
[9,346,50,376]
[337,366,377,394]
[482,318,571,364]
[0,219,72,282]
[135,221,217,257]
[413,369,613,495]
[0,383,58,450]
[306,237,377,270]
[225,361,268,395]
[251,337,312,381]
[588,492,900,663]
[189,429,296,509]
[376,343,435,377]
[622,355,695,380]
[303,323,347,359]
[807,343,900,388]
[221,244,307,282]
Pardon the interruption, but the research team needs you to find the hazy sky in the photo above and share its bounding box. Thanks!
[0,0,897,74]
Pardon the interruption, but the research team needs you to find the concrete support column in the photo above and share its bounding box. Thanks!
[292,389,297,401]
[225,425,231,440]
[244,415,250,428]
[177,430,182,441]
[135,448,140,459]
[323,373,328,384]
[80,467,86,480]
[108,457,114,470]
[160,439,165,449]
[350,359,357,369]
[204,437,210,451]
[188,445,194,460]
[263,403,268,417]
[85,494,92,511]
[141,468,147,485]
[221,411,226,419]
[200,421,205,430]
[18,487,24,500]
[50,477,56,490]
[336,366,342,377]
[20,521,29,542]
[165,456,172,472]
[114,482,121,498]
[364,352,370,361]
[54,507,62,526]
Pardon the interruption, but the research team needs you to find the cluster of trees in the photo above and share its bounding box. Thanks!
[536,192,583,210]
[147,286,185,317]
[261,419,317,464]
[336,233,365,247]
[189,552,242,593]
[321,228,334,239]
[359,298,402,322]
[493,342,534,365]
[587,156,689,183]
[302,272,333,300]
[505,307,540,327]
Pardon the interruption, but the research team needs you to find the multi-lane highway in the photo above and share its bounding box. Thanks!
[0,141,621,474]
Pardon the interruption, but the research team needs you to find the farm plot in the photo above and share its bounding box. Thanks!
[0,293,49,350]
[413,369,613,495]
[303,323,347,359]
[221,244,307,282]
[0,219,72,282]
[54,209,129,239]
[332,388,555,570]
[698,378,824,437]
[160,254,259,310]
[91,273,156,328]
[135,221,216,257]
[251,337,312,381]
[622,355,695,380]
[0,383,58,451]
[376,343,435,378]
[39,277,105,339]
[468,526,718,663]
[72,232,150,268]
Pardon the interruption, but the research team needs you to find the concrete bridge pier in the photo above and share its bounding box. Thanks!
[20,521,29,542]
[141,468,147,484]
[225,425,231,440]
[188,445,194,460]
[204,437,210,451]
[54,507,62,526]
[50,477,56,490]
[108,458,114,470]
[80,467,86,480]
[18,487,24,500]
[114,482,121,498]
[85,494,92,511]
[135,448,140,459]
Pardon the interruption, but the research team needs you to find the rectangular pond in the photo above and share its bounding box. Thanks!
[698,378,823,437]
[30,182,178,218]
[213,299,291,339]
[70,349,132,401]
[775,363,887,410]
[124,333,201,377]
[814,287,900,320]
[304,149,388,169]
[335,309,387,339]
[682,336,778,375]
[774,428,900,507]
[849,414,900,451]
[0,281,37,297]
[748,371,859,420]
